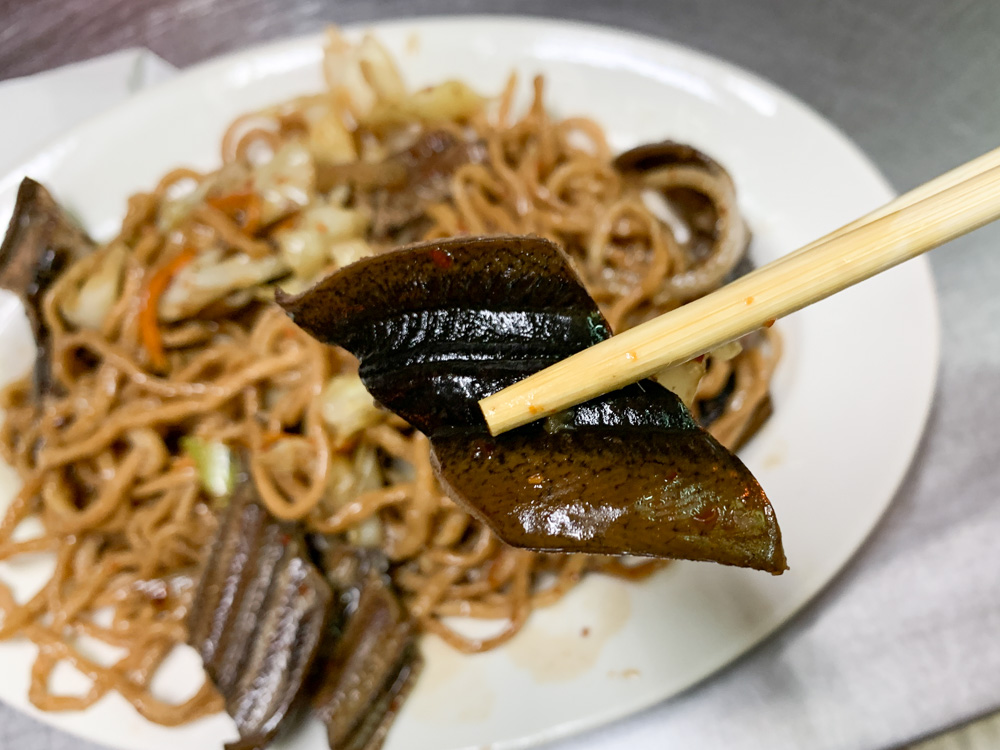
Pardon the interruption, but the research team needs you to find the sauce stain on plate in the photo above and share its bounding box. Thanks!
[607,668,641,680]
[762,438,787,469]
[507,577,631,683]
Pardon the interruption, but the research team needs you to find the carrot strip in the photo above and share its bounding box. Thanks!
[139,247,198,372]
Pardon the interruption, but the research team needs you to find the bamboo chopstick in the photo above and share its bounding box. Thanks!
[480,149,1000,436]
[761,145,1000,264]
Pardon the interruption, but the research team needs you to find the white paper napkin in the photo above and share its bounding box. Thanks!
[0,49,176,177]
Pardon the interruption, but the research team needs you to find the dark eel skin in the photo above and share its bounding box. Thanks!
[187,477,422,750]
[187,478,332,750]
[278,235,786,574]
[309,541,422,750]
[0,177,95,396]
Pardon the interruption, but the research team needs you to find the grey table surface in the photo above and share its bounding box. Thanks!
[2,1,1000,749]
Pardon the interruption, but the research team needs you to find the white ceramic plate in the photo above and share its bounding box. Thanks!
[0,16,939,750]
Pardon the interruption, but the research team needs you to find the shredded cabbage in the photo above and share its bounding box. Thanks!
[329,238,374,269]
[306,107,357,164]
[157,162,250,232]
[181,437,235,499]
[275,202,368,278]
[652,359,706,407]
[158,248,288,321]
[253,141,315,224]
[320,373,383,447]
[346,515,383,548]
[364,80,485,127]
[60,242,127,330]
[653,341,743,407]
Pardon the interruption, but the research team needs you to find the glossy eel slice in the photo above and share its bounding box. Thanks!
[0,178,95,395]
[278,236,787,574]
[187,477,332,750]
[310,541,423,750]
[188,476,423,750]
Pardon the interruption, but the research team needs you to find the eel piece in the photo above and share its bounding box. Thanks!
[310,540,423,750]
[0,177,95,394]
[187,477,332,750]
[278,235,786,573]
